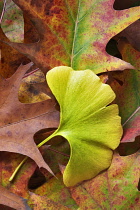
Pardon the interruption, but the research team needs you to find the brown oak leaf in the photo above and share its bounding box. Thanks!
[0,62,59,174]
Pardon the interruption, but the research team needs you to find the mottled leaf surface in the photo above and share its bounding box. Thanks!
[29,192,71,210]
[0,152,36,198]
[1,0,24,42]
[8,0,140,73]
[0,26,28,78]
[45,66,122,186]
[69,151,140,209]
[18,69,51,103]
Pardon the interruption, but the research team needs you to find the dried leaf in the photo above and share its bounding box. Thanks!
[8,0,140,73]
[18,69,51,103]
[0,185,30,210]
[0,63,59,174]
[0,152,37,199]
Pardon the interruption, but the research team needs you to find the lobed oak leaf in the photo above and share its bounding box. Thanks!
[44,66,122,186]
[0,62,59,175]
[7,0,140,74]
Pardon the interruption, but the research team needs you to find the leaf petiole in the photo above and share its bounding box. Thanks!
[9,132,57,182]
[9,156,28,182]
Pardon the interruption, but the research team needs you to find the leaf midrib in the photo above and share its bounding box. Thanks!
[70,0,80,67]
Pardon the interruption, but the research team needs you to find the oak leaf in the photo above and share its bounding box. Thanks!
[0,62,59,174]
[7,0,140,73]
[0,185,30,210]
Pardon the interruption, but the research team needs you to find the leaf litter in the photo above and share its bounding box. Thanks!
[0,0,140,209]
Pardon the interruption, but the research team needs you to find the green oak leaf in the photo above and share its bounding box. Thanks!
[44,66,122,187]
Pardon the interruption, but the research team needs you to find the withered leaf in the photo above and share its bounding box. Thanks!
[0,185,30,210]
[7,0,140,74]
[0,63,59,174]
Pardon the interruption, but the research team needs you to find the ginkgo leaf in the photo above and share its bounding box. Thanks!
[7,0,140,73]
[44,66,122,187]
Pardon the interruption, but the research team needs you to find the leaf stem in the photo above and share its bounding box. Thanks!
[23,68,39,78]
[9,132,58,182]
[37,133,55,148]
[9,156,28,182]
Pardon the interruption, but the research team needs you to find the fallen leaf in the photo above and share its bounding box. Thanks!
[44,66,122,186]
[0,62,59,174]
[119,20,140,52]
[118,40,140,143]
[18,69,51,103]
[0,142,77,209]
[31,171,78,209]
[0,26,29,78]
[0,1,29,78]
[29,192,71,210]
[7,0,140,73]
[0,152,36,199]
[0,185,30,210]
[69,151,140,209]
[1,0,24,42]
[111,39,140,142]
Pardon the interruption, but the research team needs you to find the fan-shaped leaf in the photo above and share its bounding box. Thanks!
[44,66,122,186]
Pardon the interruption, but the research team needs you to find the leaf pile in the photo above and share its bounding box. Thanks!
[0,0,140,209]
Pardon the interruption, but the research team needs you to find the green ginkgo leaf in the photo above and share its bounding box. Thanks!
[44,66,122,187]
